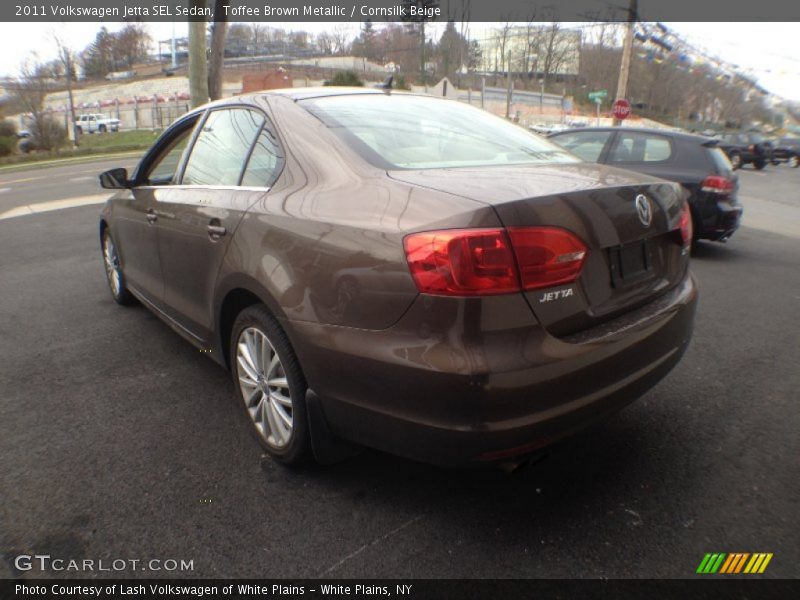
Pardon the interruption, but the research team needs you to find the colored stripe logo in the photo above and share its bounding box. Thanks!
[697,553,773,574]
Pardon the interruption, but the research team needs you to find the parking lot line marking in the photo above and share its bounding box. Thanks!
[0,175,48,185]
[318,514,424,576]
[0,193,108,220]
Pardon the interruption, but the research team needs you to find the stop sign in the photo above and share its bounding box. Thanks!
[612,99,631,120]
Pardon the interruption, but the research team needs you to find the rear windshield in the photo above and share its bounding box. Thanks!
[300,94,579,170]
[708,146,734,175]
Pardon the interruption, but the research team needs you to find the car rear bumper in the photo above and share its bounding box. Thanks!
[288,272,698,467]
[702,202,742,241]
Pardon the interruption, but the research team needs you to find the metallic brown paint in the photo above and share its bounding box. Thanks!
[99,89,697,466]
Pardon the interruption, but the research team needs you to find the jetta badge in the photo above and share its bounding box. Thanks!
[635,194,652,227]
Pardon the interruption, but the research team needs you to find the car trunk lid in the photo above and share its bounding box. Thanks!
[390,163,690,337]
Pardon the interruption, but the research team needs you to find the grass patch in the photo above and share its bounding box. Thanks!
[0,129,161,168]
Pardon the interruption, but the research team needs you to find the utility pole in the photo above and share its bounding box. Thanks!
[505,70,513,119]
[54,36,78,148]
[188,0,209,108]
[613,0,638,126]
[207,0,228,101]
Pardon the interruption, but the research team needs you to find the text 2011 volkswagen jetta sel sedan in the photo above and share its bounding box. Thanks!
[98,88,697,467]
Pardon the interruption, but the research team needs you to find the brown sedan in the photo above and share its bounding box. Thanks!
[98,89,697,467]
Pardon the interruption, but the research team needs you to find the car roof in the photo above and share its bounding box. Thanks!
[232,87,429,104]
[551,126,715,145]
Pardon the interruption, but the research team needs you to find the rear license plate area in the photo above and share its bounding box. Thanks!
[609,240,652,288]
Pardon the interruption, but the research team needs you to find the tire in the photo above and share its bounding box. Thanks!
[729,152,741,170]
[754,159,766,170]
[99,124,107,133]
[230,305,312,466]
[101,228,136,305]
[789,155,799,169]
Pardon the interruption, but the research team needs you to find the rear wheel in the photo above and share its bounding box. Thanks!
[230,305,312,466]
[729,152,742,170]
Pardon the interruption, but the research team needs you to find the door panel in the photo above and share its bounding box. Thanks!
[112,190,162,307]
[115,114,200,308]
[155,188,262,340]
[157,108,271,340]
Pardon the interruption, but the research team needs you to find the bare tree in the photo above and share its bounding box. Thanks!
[12,55,66,152]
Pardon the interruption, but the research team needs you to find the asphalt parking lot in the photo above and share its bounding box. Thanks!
[0,159,798,579]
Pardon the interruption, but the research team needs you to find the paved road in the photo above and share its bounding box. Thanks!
[0,159,798,579]
[0,156,141,214]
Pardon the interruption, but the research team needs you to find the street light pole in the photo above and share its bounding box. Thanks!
[613,0,638,126]
[539,78,544,114]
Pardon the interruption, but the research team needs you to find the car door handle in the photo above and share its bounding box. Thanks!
[146,209,157,224]
[207,224,227,239]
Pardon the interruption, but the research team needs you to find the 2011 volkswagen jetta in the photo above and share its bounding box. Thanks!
[98,88,697,467]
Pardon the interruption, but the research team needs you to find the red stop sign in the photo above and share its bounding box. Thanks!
[613,99,631,120]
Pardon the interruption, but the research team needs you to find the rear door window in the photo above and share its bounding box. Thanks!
[181,108,265,186]
[241,124,284,188]
[707,147,734,176]
[609,132,672,163]
[549,131,612,162]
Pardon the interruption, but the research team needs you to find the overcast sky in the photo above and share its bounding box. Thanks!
[1,21,798,102]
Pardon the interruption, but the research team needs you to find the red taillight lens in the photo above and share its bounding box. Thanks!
[403,227,587,296]
[403,228,519,295]
[507,227,587,290]
[701,175,734,195]
[679,202,693,249]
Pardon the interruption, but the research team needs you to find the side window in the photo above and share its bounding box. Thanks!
[609,132,672,163]
[182,109,265,187]
[550,131,612,162]
[241,124,284,187]
[144,126,194,185]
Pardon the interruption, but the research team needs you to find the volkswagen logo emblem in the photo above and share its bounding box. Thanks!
[635,194,652,227]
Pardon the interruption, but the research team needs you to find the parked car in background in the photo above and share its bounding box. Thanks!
[76,113,120,134]
[717,132,772,170]
[97,90,697,468]
[769,137,800,168]
[549,127,741,243]
[529,122,569,135]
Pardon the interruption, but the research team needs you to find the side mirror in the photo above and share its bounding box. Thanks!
[99,167,130,190]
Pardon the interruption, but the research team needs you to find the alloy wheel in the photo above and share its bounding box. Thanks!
[236,327,294,449]
[103,233,122,297]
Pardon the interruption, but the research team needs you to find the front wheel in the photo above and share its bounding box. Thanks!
[102,229,135,305]
[230,305,312,466]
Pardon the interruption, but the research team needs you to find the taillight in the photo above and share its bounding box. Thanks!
[701,175,734,195]
[679,202,693,249]
[403,227,587,296]
[506,227,587,290]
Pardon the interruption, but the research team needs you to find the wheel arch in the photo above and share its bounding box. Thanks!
[214,275,289,371]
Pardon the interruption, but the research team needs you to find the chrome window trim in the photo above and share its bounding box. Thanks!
[134,185,271,193]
